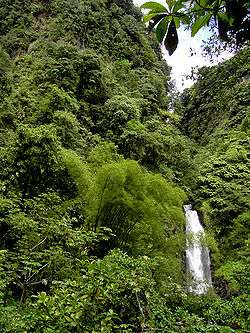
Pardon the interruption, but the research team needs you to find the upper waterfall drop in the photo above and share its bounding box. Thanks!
[184,205,212,295]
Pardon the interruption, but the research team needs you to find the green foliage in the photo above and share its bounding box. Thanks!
[95,95,141,138]
[217,259,250,293]
[141,0,250,55]
[32,250,157,332]
[0,0,249,331]
[180,47,250,308]
[61,149,93,198]
[53,111,82,149]
[0,47,11,96]
[196,130,250,233]
[85,159,186,257]
[37,84,80,123]
[181,47,250,143]
[9,125,75,198]
[141,0,188,55]
[119,118,196,186]
[0,250,7,300]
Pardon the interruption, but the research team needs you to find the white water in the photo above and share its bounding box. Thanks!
[184,205,212,294]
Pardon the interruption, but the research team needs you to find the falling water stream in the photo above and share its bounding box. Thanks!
[184,205,212,294]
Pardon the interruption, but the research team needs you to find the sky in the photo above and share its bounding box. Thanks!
[133,0,231,91]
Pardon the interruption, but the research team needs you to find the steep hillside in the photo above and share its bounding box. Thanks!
[0,0,249,331]
[181,48,250,298]
[181,47,250,144]
[0,0,194,331]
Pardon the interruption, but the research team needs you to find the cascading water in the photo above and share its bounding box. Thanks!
[184,205,212,294]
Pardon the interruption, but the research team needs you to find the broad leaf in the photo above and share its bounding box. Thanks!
[155,16,170,42]
[174,16,180,28]
[178,13,191,25]
[173,0,186,13]
[143,12,161,23]
[165,0,174,10]
[218,14,230,41]
[148,14,166,32]
[191,13,212,37]
[193,0,213,9]
[164,19,178,55]
[220,12,234,26]
[141,1,168,13]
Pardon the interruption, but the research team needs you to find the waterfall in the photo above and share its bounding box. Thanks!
[184,205,212,294]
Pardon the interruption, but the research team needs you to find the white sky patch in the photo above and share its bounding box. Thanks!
[133,0,232,91]
[162,28,214,91]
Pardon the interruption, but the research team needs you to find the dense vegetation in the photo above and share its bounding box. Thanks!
[181,48,250,301]
[0,0,249,331]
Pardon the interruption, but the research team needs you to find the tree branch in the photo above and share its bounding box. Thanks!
[29,237,47,252]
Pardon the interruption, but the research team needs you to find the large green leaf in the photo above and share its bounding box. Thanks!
[191,13,212,37]
[173,0,186,13]
[155,16,170,42]
[141,1,168,13]
[143,11,167,23]
[174,16,180,28]
[193,0,214,9]
[148,14,166,31]
[178,13,191,25]
[143,11,161,23]
[164,19,178,55]
[165,0,174,10]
